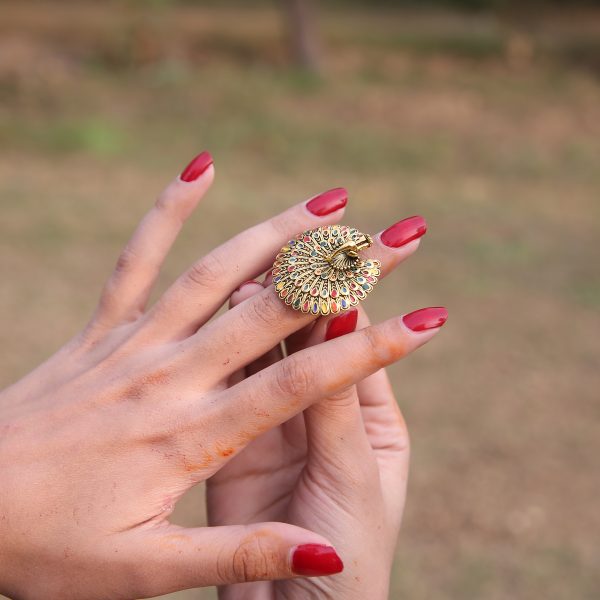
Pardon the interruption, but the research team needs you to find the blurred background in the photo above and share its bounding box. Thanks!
[1,0,599,598]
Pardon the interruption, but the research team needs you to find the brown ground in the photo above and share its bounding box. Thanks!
[1,2,599,599]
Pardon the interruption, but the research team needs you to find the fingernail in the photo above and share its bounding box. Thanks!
[306,187,348,216]
[325,309,358,341]
[380,215,427,248]
[235,280,258,292]
[403,307,448,332]
[180,151,213,182]
[291,544,344,576]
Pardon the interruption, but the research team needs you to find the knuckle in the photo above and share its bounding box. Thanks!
[241,291,283,330]
[185,254,224,289]
[390,408,410,452]
[155,189,187,224]
[229,533,276,582]
[154,188,175,212]
[95,246,140,318]
[275,356,312,400]
[114,244,138,276]
[113,365,172,405]
[362,325,404,368]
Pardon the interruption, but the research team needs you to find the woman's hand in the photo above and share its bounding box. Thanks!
[0,151,442,599]
[209,230,446,599]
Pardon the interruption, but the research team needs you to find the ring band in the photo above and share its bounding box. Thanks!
[272,225,381,315]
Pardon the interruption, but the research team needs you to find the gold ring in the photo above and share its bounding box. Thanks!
[272,225,381,315]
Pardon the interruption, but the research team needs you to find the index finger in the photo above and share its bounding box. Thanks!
[145,188,349,340]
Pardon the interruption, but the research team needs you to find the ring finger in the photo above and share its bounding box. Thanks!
[176,215,429,386]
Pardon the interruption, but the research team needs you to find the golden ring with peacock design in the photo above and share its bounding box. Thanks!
[272,225,381,316]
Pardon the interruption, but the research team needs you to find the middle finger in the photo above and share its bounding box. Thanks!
[175,215,428,386]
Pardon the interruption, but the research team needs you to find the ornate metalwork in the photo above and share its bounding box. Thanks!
[272,225,381,315]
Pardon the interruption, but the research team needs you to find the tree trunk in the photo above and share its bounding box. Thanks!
[282,0,322,73]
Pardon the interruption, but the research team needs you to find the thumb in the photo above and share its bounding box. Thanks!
[301,308,375,464]
[123,522,344,596]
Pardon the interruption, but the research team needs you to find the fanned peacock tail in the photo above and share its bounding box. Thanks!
[272,225,381,316]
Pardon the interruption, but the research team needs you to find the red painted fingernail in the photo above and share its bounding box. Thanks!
[306,187,348,216]
[235,280,259,292]
[380,215,427,248]
[325,309,358,341]
[403,307,448,332]
[292,544,344,576]
[180,151,213,182]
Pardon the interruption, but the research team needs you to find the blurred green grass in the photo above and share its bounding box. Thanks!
[1,3,599,599]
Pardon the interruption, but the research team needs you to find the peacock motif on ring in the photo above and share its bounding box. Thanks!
[272,225,381,316]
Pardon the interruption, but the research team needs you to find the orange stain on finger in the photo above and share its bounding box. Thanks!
[214,441,237,459]
[183,450,213,472]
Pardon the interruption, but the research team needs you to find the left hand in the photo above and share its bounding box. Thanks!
[0,151,439,599]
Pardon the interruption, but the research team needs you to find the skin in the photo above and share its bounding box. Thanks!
[211,288,410,600]
[0,162,441,599]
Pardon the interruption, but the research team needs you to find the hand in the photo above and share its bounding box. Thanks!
[209,228,447,599]
[0,151,441,599]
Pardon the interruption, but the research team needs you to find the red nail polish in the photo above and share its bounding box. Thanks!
[380,215,427,248]
[292,544,344,576]
[306,188,348,216]
[403,307,448,332]
[325,309,358,341]
[180,151,213,182]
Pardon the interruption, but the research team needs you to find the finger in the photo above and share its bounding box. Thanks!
[354,309,408,437]
[262,271,274,287]
[261,271,316,356]
[301,305,410,486]
[285,215,427,354]
[182,215,427,384]
[356,363,410,526]
[125,522,343,595]
[284,322,317,356]
[207,307,448,453]
[247,343,285,376]
[226,280,266,386]
[291,306,398,463]
[298,310,376,501]
[363,214,427,268]
[231,282,285,377]
[227,281,284,387]
[147,187,349,340]
[92,151,215,329]
[284,305,407,449]
[354,308,411,527]
[230,280,308,448]
[278,213,432,359]
[312,305,414,449]
[304,386,375,481]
